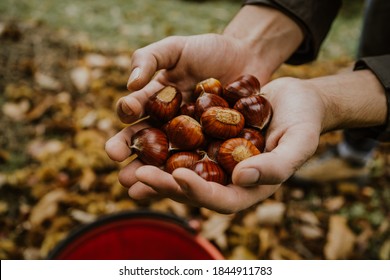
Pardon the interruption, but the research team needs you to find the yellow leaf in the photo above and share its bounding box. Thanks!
[324,215,356,259]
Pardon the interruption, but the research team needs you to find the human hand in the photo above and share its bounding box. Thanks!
[105,77,325,213]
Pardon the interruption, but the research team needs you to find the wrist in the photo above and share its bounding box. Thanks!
[307,69,387,133]
[223,5,303,79]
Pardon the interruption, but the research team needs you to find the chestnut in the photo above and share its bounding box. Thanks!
[200,106,245,139]
[217,137,260,174]
[233,94,272,130]
[145,85,182,124]
[205,140,223,162]
[165,151,201,174]
[238,127,266,152]
[193,77,223,99]
[192,153,227,185]
[130,127,169,167]
[166,115,206,150]
[223,74,260,106]
[179,102,196,119]
[194,92,229,120]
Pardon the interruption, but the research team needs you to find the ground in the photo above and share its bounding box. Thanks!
[0,0,389,260]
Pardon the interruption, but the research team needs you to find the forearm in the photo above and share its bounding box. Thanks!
[223,5,304,79]
[308,69,387,133]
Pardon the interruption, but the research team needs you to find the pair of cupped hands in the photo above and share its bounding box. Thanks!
[105,34,325,214]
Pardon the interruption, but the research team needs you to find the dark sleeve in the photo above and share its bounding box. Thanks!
[354,55,390,142]
[242,0,342,64]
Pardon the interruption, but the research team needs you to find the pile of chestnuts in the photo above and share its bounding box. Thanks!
[129,74,272,185]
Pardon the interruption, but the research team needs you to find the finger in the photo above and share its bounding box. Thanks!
[172,168,280,214]
[116,79,164,124]
[128,181,161,200]
[232,126,319,186]
[105,122,147,162]
[135,165,192,204]
[127,36,186,91]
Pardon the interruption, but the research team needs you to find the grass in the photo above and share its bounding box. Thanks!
[1,0,364,58]
[0,0,240,52]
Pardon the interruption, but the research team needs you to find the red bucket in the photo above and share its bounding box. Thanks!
[48,210,223,260]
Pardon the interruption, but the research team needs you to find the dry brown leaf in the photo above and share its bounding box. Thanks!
[258,228,278,257]
[29,189,68,228]
[2,100,30,121]
[324,215,356,259]
[84,53,111,68]
[25,95,56,121]
[201,213,234,250]
[79,167,97,191]
[379,239,390,260]
[70,66,90,93]
[34,72,61,91]
[298,224,324,240]
[229,245,257,260]
[269,245,302,260]
[70,209,97,224]
[255,201,286,225]
[324,196,345,212]
[27,138,65,161]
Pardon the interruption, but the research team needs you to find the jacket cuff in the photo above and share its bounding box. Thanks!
[242,0,341,65]
[354,55,390,141]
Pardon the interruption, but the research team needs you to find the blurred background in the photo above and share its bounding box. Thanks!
[0,0,389,260]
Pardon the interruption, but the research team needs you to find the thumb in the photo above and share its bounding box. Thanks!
[232,128,319,186]
[127,36,186,91]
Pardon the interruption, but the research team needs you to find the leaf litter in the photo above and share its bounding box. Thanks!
[0,20,389,260]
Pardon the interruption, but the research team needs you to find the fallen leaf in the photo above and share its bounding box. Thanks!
[298,224,324,240]
[324,215,356,259]
[70,66,90,93]
[2,100,30,121]
[34,72,61,91]
[29,189,68,228]
[379,239,390,260]
[201,213,233,250]
[269,245,302,260]
[324,196,345,212]
[229,245,257,260]
[255,201,286,225]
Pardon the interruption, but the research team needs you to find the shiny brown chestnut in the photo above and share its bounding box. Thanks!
[223,74,261,106]
[233,94,272,130]
[130,127,169,167]
[217,137,261,174]
[205,140,223,162]
[238,127,266,152]
[179,102,196,119]
[200,106,245,139]
[166,115,206,150]
[165,151,201,174]
[193,77,223,99]
[194,92,229,120]
[145,85,182,124]
[192,153,227,185]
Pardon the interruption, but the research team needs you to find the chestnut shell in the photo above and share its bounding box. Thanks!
[223,74,260,106]
[194,92,229,120]
[233,94,272,130]
[130,127,169,167]
[166,115,206,150]
[238,128,266,152]
[193,77,223,99]
[192,155,227,185]
[165,151,201,174]
[200,106,245,139]
[217,137,261,174]
[145,85,182,124]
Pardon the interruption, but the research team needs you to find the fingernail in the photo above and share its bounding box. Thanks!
[117,98,134,117]
[127,67,141,87]
[235,168,260,186]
